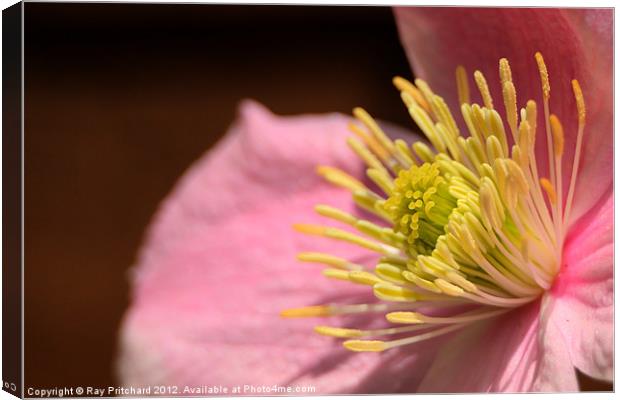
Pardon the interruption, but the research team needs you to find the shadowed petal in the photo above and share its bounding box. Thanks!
[117,100,436,393]
[418,301,578,392]
[394,7,612,226]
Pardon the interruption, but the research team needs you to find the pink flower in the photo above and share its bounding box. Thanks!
[117,7,612,393]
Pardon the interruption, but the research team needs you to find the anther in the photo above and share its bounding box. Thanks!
[572,79,586,125]
[343,340,386,352]
[314,326,363,338]
[549,114,565,157]
[386,311,423,324]
[499,58,513,85]
[280,305,332,318]
[540,178,557,205]
[473,70,494,109]
[316,166,365,192]
[455,65,470,105]
[535,52,550,100]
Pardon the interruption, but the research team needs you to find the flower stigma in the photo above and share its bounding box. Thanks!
[282,53,587,353]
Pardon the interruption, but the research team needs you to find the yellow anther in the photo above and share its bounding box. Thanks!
[393,76,432,113]
[486,135,503,162]
[526,100,537,136]
[505,159,529,194]
[280,305,332,318]
[343,340,386,352]
[414,79,441,118]
[540,178,557,205]
[322,268,351,281]
[386,311,423,324]
[502,81,518,137]
[402,270,442,293]
[455,65,470,105]
[535,52,550,100]
[412,142,435,163]
[373,283,419,302]
[293,223,326,235]
[297,252,357,270]
[549,114,565,157]
[394,139,416,166]
[347,136,387,173]
[434,278,465,296]
[316,166,365,192]
[314,326,363,338]
[348,122,391,162]
[480,182,500,231]
[375,263,407,284]
[348,271,383,286]
[446,271,477,293]
[499,58,513,85]
[295,224,397,255]
[353,107,396,154]
[473,70,494,109]
[518,120,531,164]
[367,168,394,195]
[315,205,357,225]
[572,79,586,125]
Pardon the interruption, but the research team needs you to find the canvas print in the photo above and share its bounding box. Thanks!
[1,2,613,397]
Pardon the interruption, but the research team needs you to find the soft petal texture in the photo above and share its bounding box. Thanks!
[394,7,613,226]
[544,193,614,381]
[417,300,578,393]
[118,100,438,393]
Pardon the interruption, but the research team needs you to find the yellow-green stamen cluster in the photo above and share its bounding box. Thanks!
[283,53,587,353]
[385,162,457,256]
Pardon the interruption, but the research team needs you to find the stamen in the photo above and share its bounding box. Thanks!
[314,326,363,338]
[297,252,364,271]
[535,52,550,100]
[316,166,365,192]
[348,270,384,286]
[549,114,564,257]
[315,204,357,225]
[499,58,513,85]
[353,107,397,156]
[343,340,386,352]
[348,122,391,163]
[288,53,581,354]
[392,76,432,114]
[473,70,494,109]
[535,52,557,210]
[563,80,587,230]
[322,268,351,281]
[344,323,465,352]
[549,115,565,157]
[315,324,430,338]
[373,283,421,302]
[540,178,556,204]
[455,65,470,105]
[280,305,333,318]
[293,224,400,255]
[502,81,518,141]
[386,308,506,325]
[347,136,389,174]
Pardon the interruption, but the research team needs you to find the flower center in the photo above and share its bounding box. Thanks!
[283,53,587,353]
[385,162,457,256]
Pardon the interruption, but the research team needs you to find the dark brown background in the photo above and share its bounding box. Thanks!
[22,2,609,393]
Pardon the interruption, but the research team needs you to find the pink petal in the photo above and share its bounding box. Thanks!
[117,100,436,393]
[418,300,578,392]
[544,193,614,381]
[394,7,612,226]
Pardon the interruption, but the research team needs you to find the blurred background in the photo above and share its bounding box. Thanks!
[23,2,609,393]
[24,2,413,390]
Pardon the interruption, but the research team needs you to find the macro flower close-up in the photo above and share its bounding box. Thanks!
[118,6,613,394]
